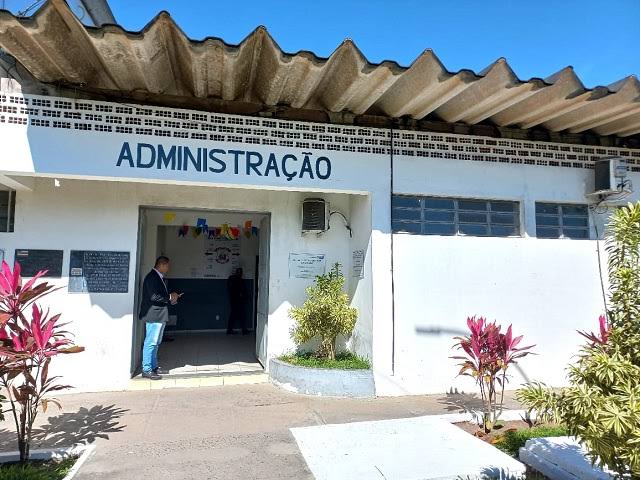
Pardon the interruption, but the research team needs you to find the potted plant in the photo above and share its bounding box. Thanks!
[269,263,374,397]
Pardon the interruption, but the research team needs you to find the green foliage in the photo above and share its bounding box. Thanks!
[289,263,358,360]
[0,458,75,480]
[517,202,640,478]
[279,351,370,370]
[493,425,569,458]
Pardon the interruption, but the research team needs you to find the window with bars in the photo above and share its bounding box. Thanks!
[535,203,589,239]
[0,190,16,232]
[392,195,520,237]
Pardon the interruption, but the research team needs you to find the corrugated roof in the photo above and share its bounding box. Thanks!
[1,0,639,139]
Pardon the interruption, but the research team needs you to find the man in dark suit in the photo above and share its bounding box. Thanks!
[140,256,181,380]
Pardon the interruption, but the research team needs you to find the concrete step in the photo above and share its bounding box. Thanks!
[127,372,268,391]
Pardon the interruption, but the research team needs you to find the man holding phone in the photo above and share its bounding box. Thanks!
[139,256,182,380]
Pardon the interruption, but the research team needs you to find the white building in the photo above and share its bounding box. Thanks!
[0,1,639,395]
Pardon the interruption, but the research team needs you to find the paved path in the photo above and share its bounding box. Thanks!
[0,384,520,479]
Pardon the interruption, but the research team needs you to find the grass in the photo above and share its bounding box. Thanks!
[279,351,371,369]
[0,457,76,480]
[492,424,569,458]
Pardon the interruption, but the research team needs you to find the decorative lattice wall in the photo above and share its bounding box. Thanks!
[2,92,639,172]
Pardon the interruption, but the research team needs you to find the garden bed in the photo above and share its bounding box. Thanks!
[454,420,568,458]
[0,445,95,480]
[270,355,374,398]
[278,352,371,369]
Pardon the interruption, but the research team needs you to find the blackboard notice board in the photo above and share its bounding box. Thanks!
[14,249,64,278]
[68,251,130,293]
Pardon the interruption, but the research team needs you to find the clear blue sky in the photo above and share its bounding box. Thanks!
[6,0,640,88]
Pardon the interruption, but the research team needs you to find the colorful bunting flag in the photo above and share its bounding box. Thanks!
[163,212,177,223]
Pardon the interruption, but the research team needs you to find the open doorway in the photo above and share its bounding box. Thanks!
[131,207,270,377]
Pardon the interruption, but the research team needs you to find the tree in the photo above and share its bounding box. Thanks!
[289,263,358,360]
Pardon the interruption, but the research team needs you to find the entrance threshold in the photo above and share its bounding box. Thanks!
[127,370,268,391]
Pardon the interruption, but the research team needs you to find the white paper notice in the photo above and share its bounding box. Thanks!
[352,249,365,278]
[289,253,326,279]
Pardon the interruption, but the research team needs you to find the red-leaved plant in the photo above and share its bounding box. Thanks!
[452,316,534,433]
[0,262,84,463]
[578,314,610,346]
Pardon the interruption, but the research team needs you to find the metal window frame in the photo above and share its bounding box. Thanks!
[535,202,589,239]
[392,195,520,237]
[0,190,16,233]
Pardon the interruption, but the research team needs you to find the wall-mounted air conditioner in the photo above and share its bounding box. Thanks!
[592,156,627,196]
[302,198,329,233]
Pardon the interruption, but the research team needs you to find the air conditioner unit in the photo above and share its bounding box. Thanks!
[302,198,329,233]
[593,157,627,196]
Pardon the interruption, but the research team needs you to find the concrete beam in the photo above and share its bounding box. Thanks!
[0,175,34,191]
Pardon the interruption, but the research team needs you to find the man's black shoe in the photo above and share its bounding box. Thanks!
[142,371,161,380]
[154,366,168,375]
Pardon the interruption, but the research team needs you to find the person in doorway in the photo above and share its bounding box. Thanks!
[139,256,182,379]
[227,267,249,335]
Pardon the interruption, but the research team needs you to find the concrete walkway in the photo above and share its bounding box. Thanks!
[0,384,520,480]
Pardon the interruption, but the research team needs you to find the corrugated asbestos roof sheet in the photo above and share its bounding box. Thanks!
[1,0,639,138]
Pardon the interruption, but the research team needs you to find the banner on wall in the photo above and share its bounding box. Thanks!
[204,237,240,279]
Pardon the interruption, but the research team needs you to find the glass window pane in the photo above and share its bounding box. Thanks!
[8,191,14,232]
[392,221,421,234]
[536,203,559,215]
[393,196,420,209]
[537,227,561,238]
[563,216,588,227]
[491,213,516,225]
[424,223,456,235]
[0,191,8,233]
[562,205,587,216]
[492,225,518,237]
[458,200,487,211]
[424,210,455,222]
[459,224,489,236]
[392,209,421,221]
[425,198,454,210]
[536,215,560,226]
[392,196,420,208]
[459,212,488,224]
[563,228,589,239]
[491,201,517,213]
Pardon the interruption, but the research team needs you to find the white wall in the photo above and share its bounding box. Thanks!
[0,177,368,392]
[380,156,636,395]
[347,194,374,361]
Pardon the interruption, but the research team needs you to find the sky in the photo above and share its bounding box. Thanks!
[4,0,640,88]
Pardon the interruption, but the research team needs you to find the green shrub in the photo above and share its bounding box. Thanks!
[0,458,75,480]
[279,351,370,369]
[517,202,640,477]
[289,263,358,360]
[493,425,569,458]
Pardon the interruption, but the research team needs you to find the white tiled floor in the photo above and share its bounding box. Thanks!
[158,331,263,376]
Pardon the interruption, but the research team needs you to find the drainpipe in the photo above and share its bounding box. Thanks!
[79,0,116,26]
[390,122,397,375]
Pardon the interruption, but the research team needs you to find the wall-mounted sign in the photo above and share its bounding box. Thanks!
[68,250,130,293]
[14,249,64,278]
[352,249,365,278]
[289,253,326,279]
[116,143,332,182]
